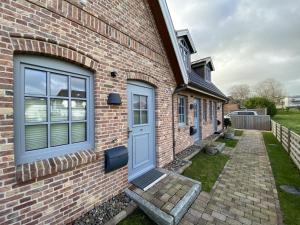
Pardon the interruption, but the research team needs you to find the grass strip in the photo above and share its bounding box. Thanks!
[182,152,229,192]
[262,132,300,225]
[216,137,238,148]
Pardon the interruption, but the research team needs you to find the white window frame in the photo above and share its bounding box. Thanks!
[14,55,94,165]
[179,40,190,70]
[178,96,187,126]
[203,99,207,122]
[205,66,211,82]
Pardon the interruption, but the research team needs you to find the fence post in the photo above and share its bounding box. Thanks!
[280,124,282,143]
[275,122,278,139]
[288,129,291,154]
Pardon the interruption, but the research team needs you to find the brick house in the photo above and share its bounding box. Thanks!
[0,0,226,224]
[173,30,227,153]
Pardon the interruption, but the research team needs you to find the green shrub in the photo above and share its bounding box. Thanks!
[244,97,277,117]
[224,118,231,128]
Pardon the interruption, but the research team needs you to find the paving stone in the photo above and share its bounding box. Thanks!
[161,193,172,202]
[211,211,226,221]
[178,130,283,225]
[162,202,175,213]
[202,213,214,222]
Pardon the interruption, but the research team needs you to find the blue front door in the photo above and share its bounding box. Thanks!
[127,82,155,181]
[193,99,201,141]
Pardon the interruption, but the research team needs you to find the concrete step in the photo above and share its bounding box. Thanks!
[125,169,201,225]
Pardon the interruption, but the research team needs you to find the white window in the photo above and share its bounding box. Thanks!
[179,40,189,70]
[178,96,187,126]
[203,99,208,122]
[205,66,211,82]
[209,101,213,120]
[14,55,94,165]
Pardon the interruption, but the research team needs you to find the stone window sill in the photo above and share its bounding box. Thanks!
[16,150,97,183]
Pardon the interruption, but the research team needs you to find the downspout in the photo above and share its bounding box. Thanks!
[171,84,188,160]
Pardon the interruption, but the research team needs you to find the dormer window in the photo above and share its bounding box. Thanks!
[179,40,190,70]
[205,66,211,82]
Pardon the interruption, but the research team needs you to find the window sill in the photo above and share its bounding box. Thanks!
[16,149,97,183]
[178,124,188,130]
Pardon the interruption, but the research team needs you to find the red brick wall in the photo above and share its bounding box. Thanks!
[0,1,177,224]
[224,103,240,115]
[174,91,224,153]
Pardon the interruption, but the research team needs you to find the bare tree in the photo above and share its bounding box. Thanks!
[254,78,285,104]
[229,84,251,104]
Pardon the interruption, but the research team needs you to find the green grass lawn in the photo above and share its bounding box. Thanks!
[262,132,300,225]
[216,137,238,148]
[119,151,230,224]
[118,208,153,225]
[273,109,300,135]
[182,152,229,192]
[234,130,243,136]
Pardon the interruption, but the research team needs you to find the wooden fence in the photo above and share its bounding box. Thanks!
[230,115,271,130]
[271,120,300,170]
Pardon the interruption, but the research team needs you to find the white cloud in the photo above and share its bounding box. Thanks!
[166,0,300,96]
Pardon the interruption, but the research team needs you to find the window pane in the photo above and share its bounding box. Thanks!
[180,115,184,123]
[133,110,140,125]
[50,99,68,122]
[71,100,86,121]
[71,77,86,98]
[72,122,86,143]
[25,125,47,151]
[133,95,140,109]
[51,124,69,147]
[50,74,68,97]
[25,97,47,123]
[141,110,148,124]
[25,68,47,95]
[140,96,147,109]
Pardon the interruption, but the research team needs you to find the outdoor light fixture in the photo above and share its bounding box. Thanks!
[190,103,194,110]
[111,71,118,78]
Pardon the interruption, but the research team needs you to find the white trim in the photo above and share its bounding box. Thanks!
[192,57,215,71]
[187,85,227,101]
[176,29,197,53]
[158,0,189,84]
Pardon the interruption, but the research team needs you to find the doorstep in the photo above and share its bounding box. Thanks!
[125,168,201,225]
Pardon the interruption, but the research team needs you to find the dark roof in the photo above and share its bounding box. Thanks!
[192,57,215,71]
[188,69,227,100]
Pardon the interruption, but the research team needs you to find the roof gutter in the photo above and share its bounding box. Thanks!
[157,0,189,85]
[186,85,228,102]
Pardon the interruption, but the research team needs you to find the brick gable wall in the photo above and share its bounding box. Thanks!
[0,1,225,224]
[0,1,177,224]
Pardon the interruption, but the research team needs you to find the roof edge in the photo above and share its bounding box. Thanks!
[176,29,197,54]
[187,85,228,101]
[192,57,215,71]
[156,0,189,84]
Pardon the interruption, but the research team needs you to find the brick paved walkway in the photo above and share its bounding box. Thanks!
[180,130,283,225]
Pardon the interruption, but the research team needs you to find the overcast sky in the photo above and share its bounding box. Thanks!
[166,0,300,96]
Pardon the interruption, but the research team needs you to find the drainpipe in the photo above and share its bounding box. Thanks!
[171,84,188,160]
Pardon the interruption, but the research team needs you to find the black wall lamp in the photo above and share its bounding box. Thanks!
[107,93,122,105]
[190,103,194,110]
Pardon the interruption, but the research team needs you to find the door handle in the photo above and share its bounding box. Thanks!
[127,127,132,139]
